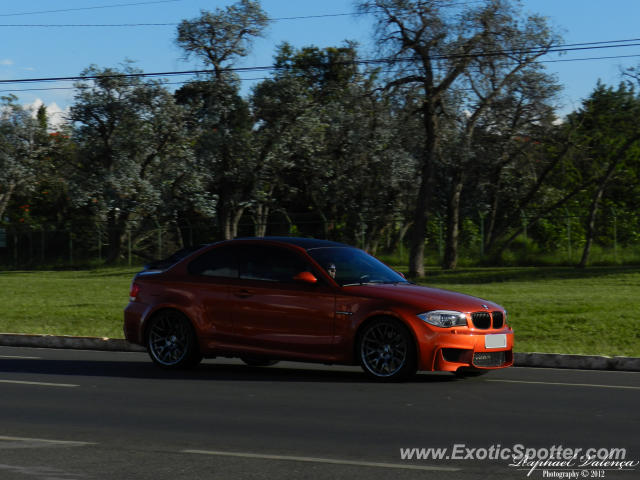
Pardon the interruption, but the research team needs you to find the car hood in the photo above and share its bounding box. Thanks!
[342,283,503,313]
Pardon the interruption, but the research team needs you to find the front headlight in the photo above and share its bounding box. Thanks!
[417,310,467,328]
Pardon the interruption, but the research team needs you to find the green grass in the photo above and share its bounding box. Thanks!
[418,266,640,357]
[0,266,638,357]
[0,268,138,339]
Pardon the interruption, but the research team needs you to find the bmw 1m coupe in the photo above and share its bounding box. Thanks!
[124,237,513,381]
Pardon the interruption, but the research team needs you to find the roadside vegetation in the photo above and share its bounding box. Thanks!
[1,0,638,359]
[422,266,640,357]
[2,0,639,273]
[0,268,137,339]
[1,266,638,357]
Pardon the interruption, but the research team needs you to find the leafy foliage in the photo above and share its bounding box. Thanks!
[2,0,639,269]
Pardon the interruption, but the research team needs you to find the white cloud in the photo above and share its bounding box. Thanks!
[26,99,70,130]
[0,59,13,66]
[28,98,44,111]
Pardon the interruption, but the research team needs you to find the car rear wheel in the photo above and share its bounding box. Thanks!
[146,310,202,369]
[358,318,416,381]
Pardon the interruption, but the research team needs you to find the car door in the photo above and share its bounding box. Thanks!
[185,245,240,347]
[228,244,337,360]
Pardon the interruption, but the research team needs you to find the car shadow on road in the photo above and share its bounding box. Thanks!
[0,356,460,384]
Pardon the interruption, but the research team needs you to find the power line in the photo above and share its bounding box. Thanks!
[1,50,640,94]
[0,1,483,21]
[0,0,185,17]
[2,37,640,86]
[0,23,177,28]
[0,66,278,85]
[0,77,272,94]
[0,13,358,27]
[544,53,640,64]
[0,34,639,93]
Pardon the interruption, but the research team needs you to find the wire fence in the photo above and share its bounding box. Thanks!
[0,211,638,268]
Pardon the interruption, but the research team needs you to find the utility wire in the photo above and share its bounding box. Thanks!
[0,2,482,25]
[0,23,177,27]
[2,51,640,94]
[3,39,640,87]
[0,0,482,19]
[0,0,185,17]
[0,14,357,27]
[0,78,271,94]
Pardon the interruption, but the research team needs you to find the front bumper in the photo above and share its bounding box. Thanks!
[418,327,514,372]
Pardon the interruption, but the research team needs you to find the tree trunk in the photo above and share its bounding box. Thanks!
[408,102,438,278]
[105,211,128,264]
[253,203,269,237]
[578,188,603,269]
[222,213,233,240]
[443,169,464,270]
[0,182,16,221]
[220,203,244,240]
[485,168,503,250]
[230,206,245,239]
[578,160,619,268]
[387,221,412,255]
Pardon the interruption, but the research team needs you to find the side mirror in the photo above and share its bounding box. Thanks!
[294,271,318,285]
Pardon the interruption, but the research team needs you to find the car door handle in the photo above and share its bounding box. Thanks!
[234,289,253,298]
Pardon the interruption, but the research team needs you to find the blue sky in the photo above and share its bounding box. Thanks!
[2,0,640,124]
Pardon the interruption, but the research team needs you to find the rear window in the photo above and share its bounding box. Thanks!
[188,246,239,278]
[145,244,206,271]
[188,244,316,283]
[238,245,308,283]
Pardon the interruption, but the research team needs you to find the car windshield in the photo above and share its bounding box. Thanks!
[307,246,409,287]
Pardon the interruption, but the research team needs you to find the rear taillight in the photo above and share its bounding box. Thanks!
[129,283,140,302]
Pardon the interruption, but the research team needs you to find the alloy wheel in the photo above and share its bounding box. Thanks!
[147,311,199,368]
[359,319,415,380]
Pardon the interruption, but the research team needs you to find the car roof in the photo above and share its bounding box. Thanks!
[232,236,349,251]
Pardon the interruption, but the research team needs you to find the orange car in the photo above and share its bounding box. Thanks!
[124,237,513,381]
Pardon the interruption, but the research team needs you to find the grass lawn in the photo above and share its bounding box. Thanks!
[0,268,138,339]
[0,266,638,357]
[419,266,640,357]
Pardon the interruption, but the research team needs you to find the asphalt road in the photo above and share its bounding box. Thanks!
[0,346,638,480]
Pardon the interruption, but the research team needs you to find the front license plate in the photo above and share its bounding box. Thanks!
[485,334,507,349]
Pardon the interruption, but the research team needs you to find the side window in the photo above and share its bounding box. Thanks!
[188,246,239,278]
[238,246,309,283]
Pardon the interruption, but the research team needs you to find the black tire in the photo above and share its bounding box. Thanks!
[240,356,279,367]
[146,310,202,369]
[358,318,417,382]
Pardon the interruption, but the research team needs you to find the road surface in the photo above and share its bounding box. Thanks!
[0,346,638,479]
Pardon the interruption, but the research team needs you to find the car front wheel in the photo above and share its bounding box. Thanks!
[358,318,416,381]
[146,310,202,369]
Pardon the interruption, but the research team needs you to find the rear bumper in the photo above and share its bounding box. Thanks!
[123,302,148,345]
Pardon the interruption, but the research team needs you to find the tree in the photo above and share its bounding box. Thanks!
[176,80,253,239]
[175,0,269,239]
[442,28,559,268]
[0,96,41,221]
[249,60,313,236]
[70,64,193,263]
[176,0,268,81]
[250,43,362,239]
[358,0,559,276]
[251,42,413,246]
[567,82,640,267]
